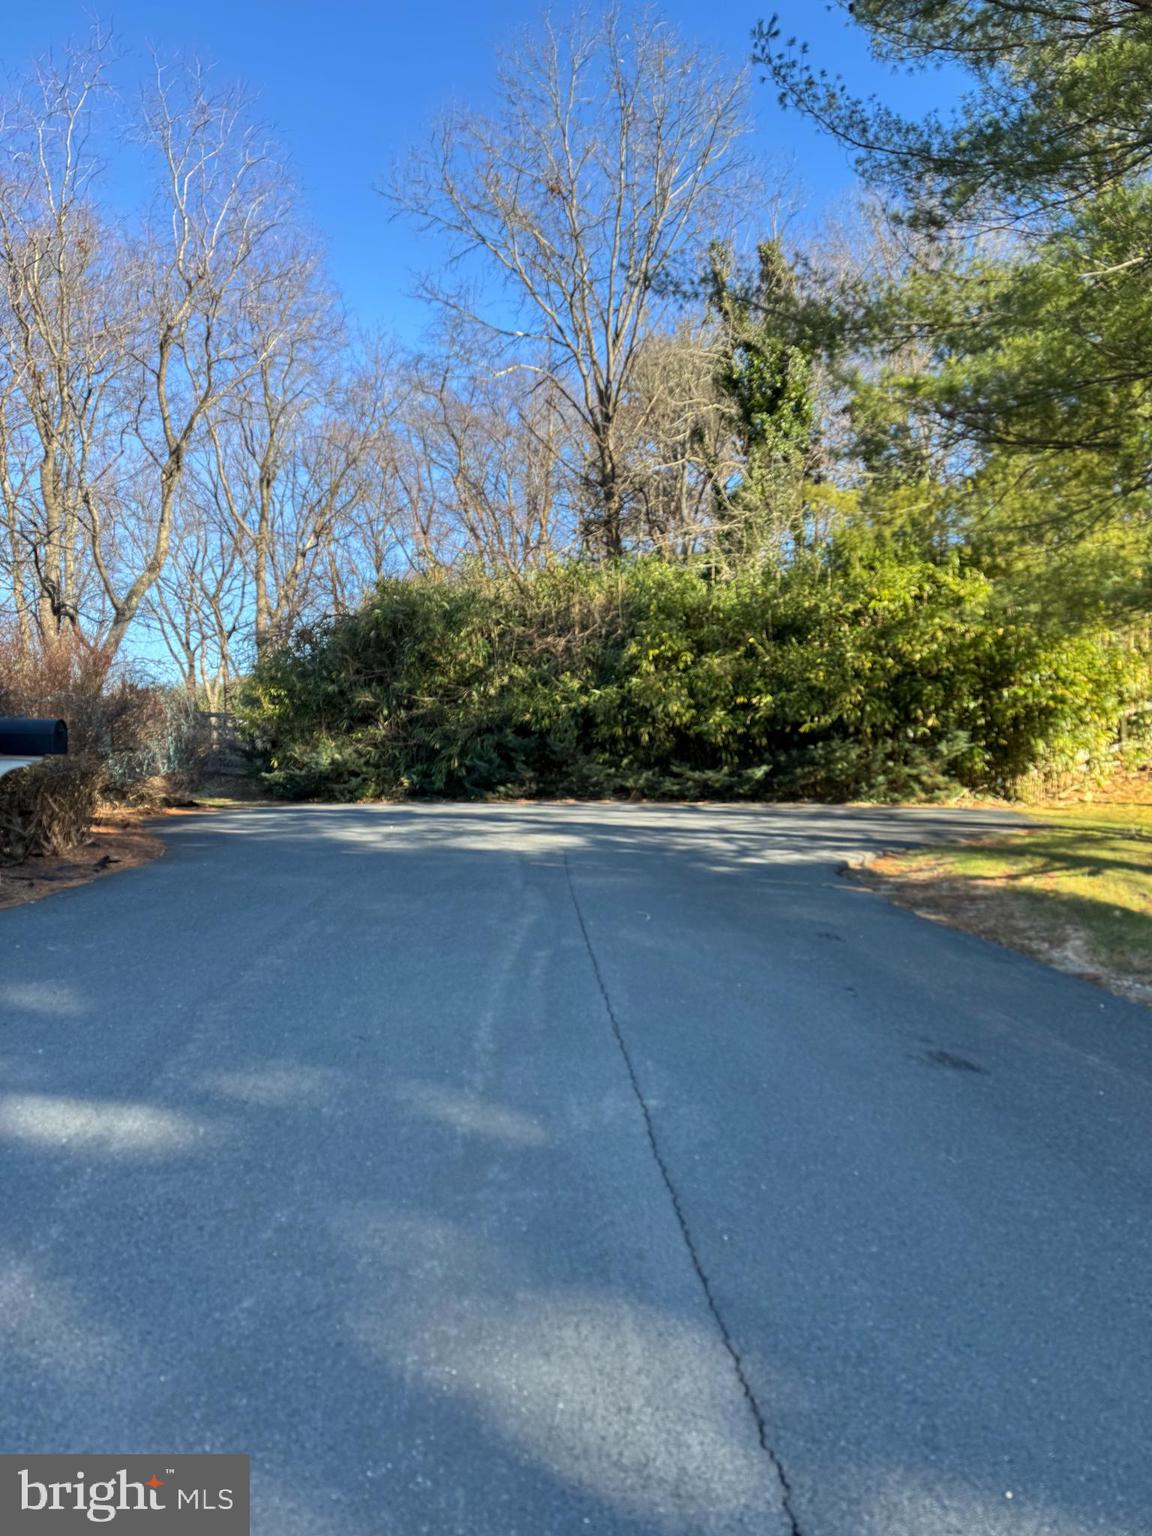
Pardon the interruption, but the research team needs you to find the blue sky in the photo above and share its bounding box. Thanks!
[0,2,959,341]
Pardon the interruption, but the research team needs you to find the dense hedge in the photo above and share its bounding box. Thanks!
[241,556,1141,802]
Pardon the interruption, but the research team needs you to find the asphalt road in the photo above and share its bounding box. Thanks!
[1,802,1150,1536]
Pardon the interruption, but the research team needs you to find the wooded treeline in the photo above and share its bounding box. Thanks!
[2,5,1150,797]
[0,16,806,699]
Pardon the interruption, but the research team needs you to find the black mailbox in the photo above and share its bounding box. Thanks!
[0,717,69,756]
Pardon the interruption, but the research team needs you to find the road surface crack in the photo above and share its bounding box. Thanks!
[563,854,804,1536]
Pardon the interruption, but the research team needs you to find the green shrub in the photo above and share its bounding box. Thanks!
[0,757,104,864]
[240,555,1143,803]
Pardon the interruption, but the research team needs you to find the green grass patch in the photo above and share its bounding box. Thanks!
[868,802,1152,998]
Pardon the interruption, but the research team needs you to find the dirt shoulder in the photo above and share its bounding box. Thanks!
[0,769,277,910]
[853,801,1152,1007]
[0,812,166,908]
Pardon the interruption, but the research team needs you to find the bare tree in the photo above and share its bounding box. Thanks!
[391,331,575,574]
[0,35,298,663]
[101,58,292,657]
[391,5,751,557]
[616,322,740,556]
[0,358,38,651]
[0,31,126,648]
[149,481,249,703]
[187,250,390,654]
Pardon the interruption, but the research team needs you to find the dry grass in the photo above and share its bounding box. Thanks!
[0,757,104,863]
[857,798,1152,1005]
